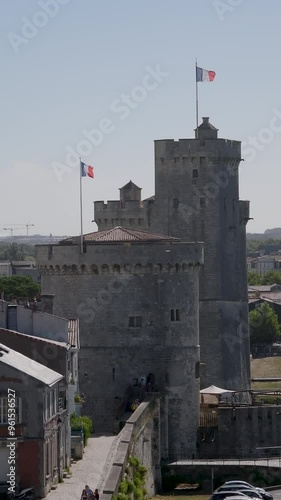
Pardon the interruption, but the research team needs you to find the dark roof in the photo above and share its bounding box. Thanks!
[0,328,68,348]
[248,285,281,292]
[61,227,180,244]
[119,180,141,190]
[143,195,155,202]
[197,117,218,131]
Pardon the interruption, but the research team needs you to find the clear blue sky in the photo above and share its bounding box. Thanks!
[1,0,280,236]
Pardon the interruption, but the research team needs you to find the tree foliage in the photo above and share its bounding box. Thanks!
[247,238,281,253]
[0,242,35,261]
[70,413,93,445]
[261,271,281,285]
[249,303,281,344]
[0,275,40,300]
[248,270,281,286]
[248,271,262,285]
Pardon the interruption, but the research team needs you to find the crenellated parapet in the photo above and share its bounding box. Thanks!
[38,260,202,276]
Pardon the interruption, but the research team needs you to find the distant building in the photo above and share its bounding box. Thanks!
[0,343,66,497]
[0,260,40,282]
[247,254,281,274]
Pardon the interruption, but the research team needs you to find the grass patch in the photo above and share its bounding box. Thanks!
[251,381,281,390]
[251,357,281,379]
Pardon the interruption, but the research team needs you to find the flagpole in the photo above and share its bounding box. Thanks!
[195,58,199,139]
[79,157,84,254]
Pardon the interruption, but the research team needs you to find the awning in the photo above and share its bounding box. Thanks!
[200,385,234,394]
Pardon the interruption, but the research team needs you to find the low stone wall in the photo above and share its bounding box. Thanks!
[198,405,281,458]
[102,396,161,500]
[71,434,84,460]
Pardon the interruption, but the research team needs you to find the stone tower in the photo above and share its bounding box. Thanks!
[36,227,203,459]
[94,118,251,390]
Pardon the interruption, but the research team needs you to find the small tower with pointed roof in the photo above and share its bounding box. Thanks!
[120,180,141,203]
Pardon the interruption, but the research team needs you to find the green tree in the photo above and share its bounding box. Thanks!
[0,276,40,300]
[261,270,281,285]
[249,302,281,344]
[248,271,262,285]
[0,242,35,261]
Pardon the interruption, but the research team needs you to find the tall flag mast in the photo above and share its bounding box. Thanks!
[79,158,94,254]
[195,60,216,138]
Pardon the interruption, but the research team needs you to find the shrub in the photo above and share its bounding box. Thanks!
[70,413,93,445]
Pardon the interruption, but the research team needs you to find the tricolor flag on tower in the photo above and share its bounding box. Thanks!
[196,66,216,82]
[81,161,94,178]
[195,61,216,138]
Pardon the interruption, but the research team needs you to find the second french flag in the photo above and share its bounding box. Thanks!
[81,161,94,178]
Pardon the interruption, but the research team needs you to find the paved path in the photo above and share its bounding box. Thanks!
[46,434,118,500]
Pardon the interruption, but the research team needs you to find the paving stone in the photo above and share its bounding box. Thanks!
[45,434,116,500]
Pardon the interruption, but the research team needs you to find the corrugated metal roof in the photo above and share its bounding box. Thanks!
[61,227,180,244]
[0,343,63,386]
[68,319,80,348]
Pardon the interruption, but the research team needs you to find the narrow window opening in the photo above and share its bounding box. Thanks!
[129,316,142,328]
[200,197,206,207]
[173,198,179,209]
[192,168,199,178]
[112,368,115,381]
[136,316,142,327]
[171,309,180,322]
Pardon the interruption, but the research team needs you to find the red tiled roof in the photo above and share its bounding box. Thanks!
[68,319,79,348]
[61,227,180,244]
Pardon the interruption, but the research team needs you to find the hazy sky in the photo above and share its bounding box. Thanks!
[1,0,281,236]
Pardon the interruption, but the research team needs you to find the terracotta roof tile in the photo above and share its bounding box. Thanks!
[61,227,180,244]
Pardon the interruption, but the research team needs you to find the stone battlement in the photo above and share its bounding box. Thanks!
[38,260,203,276]
[36,241,204,274]
[154,137,241,160]
[95,200,143,212]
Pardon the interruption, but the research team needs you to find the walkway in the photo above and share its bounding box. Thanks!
[46,434,118,500]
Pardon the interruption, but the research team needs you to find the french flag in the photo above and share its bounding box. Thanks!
[81,161,94,178]
[196,66,216,82]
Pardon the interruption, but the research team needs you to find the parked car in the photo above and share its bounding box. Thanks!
[222,482,273,500]
[211,492,249,500]
[217,484,262,498]
[217,487,261,499]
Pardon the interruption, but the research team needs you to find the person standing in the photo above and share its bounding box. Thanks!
[81,485,93,500]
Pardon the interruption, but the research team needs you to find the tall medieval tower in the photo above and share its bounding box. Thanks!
[94,117,251,390]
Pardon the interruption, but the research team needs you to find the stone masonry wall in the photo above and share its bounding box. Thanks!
[102,397,161,500]
[36,240,203,458]
[92,126,251,391]
[198,405,281,458]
